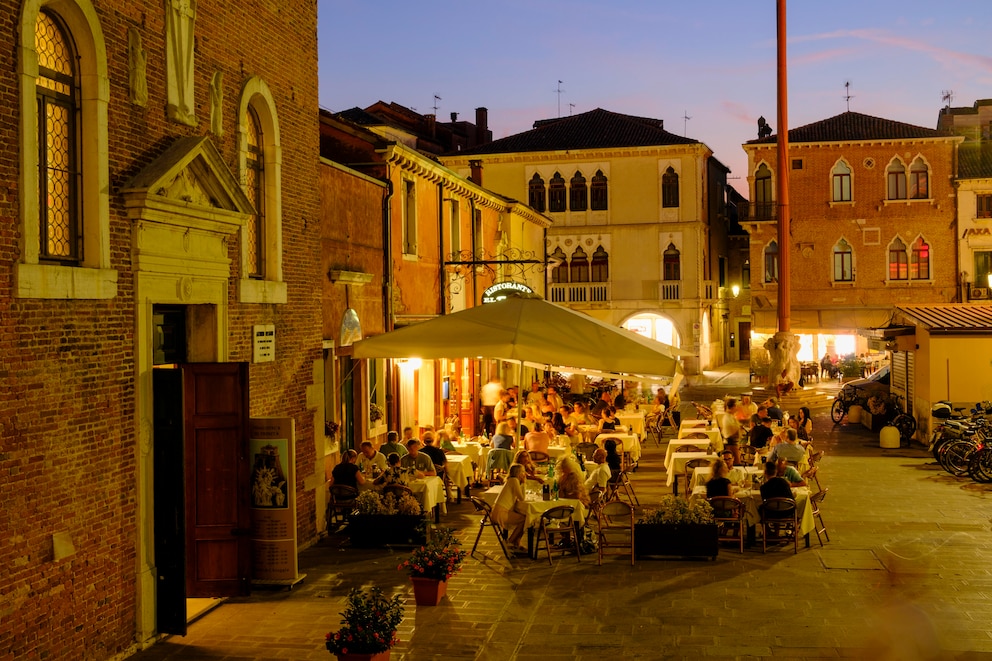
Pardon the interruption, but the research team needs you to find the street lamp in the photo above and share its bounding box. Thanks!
[731,284,740,298]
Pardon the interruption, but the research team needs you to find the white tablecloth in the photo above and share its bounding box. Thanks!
[481,485,587,529]
[616,411,645,438]
[691,485,814,537]
[444,454,473,489]
[679,419,710,429]
[665,451,714,487]
[451,441,488,468]
[410,477,445,515]
[676,427,723,451]
[595,433,641,463]
[691,464,761,488]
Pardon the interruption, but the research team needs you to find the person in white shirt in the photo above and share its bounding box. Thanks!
[492,464,528,551]
[583,448,612,494]
[357,441,387,478]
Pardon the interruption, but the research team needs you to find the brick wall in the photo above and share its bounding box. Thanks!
[0,1,320,658]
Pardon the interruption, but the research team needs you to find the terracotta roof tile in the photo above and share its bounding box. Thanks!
[896,305,992,333]
[748,111,945,145]
[453,108,698,155]
[958,141,992,179]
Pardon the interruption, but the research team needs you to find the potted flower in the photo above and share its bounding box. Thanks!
[325,586,404,661]
[397,527,466,606]
[347,490,426,548]
[635,495,718,559]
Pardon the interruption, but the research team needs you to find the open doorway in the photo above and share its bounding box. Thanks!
[151,305,251,635]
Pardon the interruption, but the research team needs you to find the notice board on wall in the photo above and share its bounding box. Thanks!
[249,417,302,585]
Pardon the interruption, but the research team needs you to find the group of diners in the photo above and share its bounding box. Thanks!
[714,393,814,464]
[327,426,458,492]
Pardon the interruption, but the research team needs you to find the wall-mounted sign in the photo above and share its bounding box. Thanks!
[482,281,534,304]
[253,324,275,363]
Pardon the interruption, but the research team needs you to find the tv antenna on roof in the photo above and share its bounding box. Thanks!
[569,103,575,116]
[844,81,854,111]
[683,110,691,137]
[942,90,954,108]
[556,80,564,117]
[433,94,442,114]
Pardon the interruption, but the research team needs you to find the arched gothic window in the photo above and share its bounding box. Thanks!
[833,238,853,282]
[245,106,265,277]
[911,236,930,280]
[910,158,929,199]
[832,161,851,202]
[887,160,907,200]
[754,164,773,219]
[591,245,609,282]
[569,246,589,283]
[663,243,680,281]
[662,166,679,208]
[763,241,779,283]
[590,170,608,210]
[550,247,567,283]
[528,173,546,212]
[569,171,587,212]
[888,237,908,280]
[548,172,566,212]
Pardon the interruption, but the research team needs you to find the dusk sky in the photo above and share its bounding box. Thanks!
[318,1,992,196]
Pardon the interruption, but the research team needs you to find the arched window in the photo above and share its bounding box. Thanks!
[911,236,930,280]
[528,173,546,212]
[887,160,907,200]
[754,164,773,219]
[569,171,587,212]
[590,170,608,210]
[910,158,929,199]
[36,11,80,263]
[663,243,680,281]
[548,172,566,213]
[662,166,679,208]
[238,77,286,302]
[550,247,568,283]
[742,258,751,289]
[833,238,853,282]
[764,241,779,283]
[591,245,609,282]
[245,106,265,278]
[888,237,908,280]
[569,246,589,283]
[832,161,852,202]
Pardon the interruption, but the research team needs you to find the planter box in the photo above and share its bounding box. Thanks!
[347,514,427,548]
[861,411,889,433]
[634,523,719,560]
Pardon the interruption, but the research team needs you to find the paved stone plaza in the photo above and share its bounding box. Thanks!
[131,365,992,660]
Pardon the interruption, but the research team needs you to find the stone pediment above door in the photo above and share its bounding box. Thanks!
[123,135,254,234]
[123,135,253,280]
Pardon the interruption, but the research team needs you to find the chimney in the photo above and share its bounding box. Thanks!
[475,107,489,145]
[450,112,458,122]
[469,159,483,186]
[426,113,436,138]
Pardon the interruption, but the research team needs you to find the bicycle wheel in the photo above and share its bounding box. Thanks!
[939,440,975,477]
[831,399,846,423]
[892,413,917,444]
[967,448,992,483]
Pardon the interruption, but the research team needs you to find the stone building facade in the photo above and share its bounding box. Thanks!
[1,0,321,657]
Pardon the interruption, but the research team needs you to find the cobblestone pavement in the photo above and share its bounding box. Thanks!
[130,364,992,660]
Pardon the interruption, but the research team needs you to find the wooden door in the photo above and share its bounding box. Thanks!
[183,363,251,597]
[738,322,752,360]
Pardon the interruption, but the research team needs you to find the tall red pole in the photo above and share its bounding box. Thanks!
[776,0,791,333]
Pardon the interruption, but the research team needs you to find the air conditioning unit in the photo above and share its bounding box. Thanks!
[970,287,990,300]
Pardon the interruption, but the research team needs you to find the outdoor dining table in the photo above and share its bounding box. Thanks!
[665,451,715,494]
[690,484,816,544]
[691,464,762,489]
[616,411,645,438]
[409,476,445,522]
[677,425,723,449]
[595,432,641,464]
[451,440,488,470]
[443,454,473,503]
[664,439,721,470]
[482,484,588,558]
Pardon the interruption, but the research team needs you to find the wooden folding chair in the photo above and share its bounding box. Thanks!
[597,500,634,566]
[709,496,746,553]
[468,496,513,566]
[325,484,358,530]
[760,497,799,554]
[810,488,829,546]
[534,505,580,564]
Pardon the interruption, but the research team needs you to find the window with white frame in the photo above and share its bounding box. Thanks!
[590,245,609,282]
[910,236,931,280]
[832,238,854,282]
[590,170,608,210]
[831,160,852,202]
[763,241,779,283]
[978,194,992,219]
[662,166,679,208]
[548,172,566,212]
[663,243,680,281]
[245,106,265,277]
[569,171,587,212]
[887,237,908,280]
[909,158,929,199]
[887,160,907,200]
[754,164,773,219]
[569,246,589,282]
[528,173,546,212]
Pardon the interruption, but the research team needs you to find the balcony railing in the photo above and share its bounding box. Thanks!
[549,282,610,304]
[742,200,777,221]
[660,281,681,301]
[703,280,717,300]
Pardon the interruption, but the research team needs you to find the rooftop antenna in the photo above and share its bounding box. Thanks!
[569,103,575,116]
[683,110,691,137]
[556,80,564,117]
[942,89,954,108]
[844,81,853,111]
[433,94,442,115]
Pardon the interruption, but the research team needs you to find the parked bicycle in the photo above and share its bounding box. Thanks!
[830,384,867,424]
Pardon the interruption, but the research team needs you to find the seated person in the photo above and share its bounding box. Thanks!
[374,452,404,486]
[794,406,813,445]
[421,432,447,476]
[437,429,458,453]
[491,464,528,552]
[513,449,545,483]
[603,438,623,475]
[775,369,796,398]
[775,457,807,487]
[399,439,436,478]
[735,394,758,422]
[583,448,612,494]
[749,416,775,449]
[330,449,366,490]
[379,430,408,458]
[763,398,785,422]
[490,421,515,450]
[357,441,387,478]
[550,405,568,436]
[705,457,735,498]
[555,456,591,506]
[768,429,806,465]
[523,421,552,454]
[759,460,793,505]
[598,406,619,432]
[719,449,748,485]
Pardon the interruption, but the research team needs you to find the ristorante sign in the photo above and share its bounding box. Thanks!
[482,281,534,304]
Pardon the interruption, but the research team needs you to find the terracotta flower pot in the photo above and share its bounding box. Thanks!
[334,651,391,661]
[410,576,447,606]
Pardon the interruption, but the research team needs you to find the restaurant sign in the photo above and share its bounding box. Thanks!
[482,281,534,304]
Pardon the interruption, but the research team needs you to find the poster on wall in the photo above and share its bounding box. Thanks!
[249,417,302,585]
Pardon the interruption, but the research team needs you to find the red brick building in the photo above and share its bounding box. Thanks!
[0,0,321,657]
[741,111,962,367]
